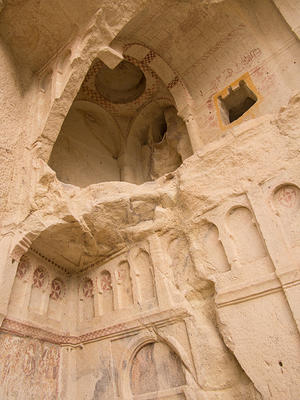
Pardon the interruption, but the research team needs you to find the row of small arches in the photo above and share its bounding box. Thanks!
[79,251,157,321]
[16,261,65,301]
[203,184,300,273]
[9,260,66,321]
[204,206,266,273]
[13,248,157,322]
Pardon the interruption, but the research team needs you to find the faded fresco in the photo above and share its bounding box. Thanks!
[0,333,60,400]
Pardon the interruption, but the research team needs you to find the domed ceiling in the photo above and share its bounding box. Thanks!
[75,55,172,117]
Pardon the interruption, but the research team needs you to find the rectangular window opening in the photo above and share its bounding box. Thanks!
[218,80,258,125]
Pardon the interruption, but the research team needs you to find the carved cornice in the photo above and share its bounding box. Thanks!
[29,245,129,276]
[0,308,190,346]
[216,271,300,308]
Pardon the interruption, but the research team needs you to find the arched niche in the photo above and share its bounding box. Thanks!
[130,341,186,397]
[28,266,48,314]
[48,100,123,187]
[203,223,230,273]
[272,184,300,248]
[167,235,196,291]
[48,278,65,321]
[9,255,31,311]
[133,250,155,304]
[79,277,95,321]
[126,101,192,184]
[226,206,267,265]
[116,261,134,309]
[99,270,114,314]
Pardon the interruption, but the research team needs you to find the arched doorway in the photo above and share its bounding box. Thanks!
[130,342,186,399]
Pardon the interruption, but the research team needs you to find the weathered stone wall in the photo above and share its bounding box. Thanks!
[0,1,300,399]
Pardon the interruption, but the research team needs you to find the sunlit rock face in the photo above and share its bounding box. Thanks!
[1,0,300,399]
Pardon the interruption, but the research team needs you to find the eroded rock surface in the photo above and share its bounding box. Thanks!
[1,1,300,399]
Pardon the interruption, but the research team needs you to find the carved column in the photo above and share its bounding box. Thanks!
[118,153,137,184]
[178,106,204,153]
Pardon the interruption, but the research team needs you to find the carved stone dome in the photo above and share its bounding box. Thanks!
[95,60,146,104]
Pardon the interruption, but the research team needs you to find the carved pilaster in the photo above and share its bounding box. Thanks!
[178,105,204,153]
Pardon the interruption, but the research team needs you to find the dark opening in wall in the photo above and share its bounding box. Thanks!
[218,80,257,125]
[154,116,167,143]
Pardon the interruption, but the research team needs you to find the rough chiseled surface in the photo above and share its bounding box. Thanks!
[0,0,300,399]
